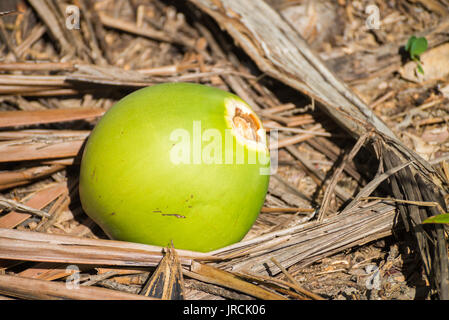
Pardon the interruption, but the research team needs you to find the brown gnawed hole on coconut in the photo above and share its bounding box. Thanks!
[232,107,261,143]
[225,98,268,151]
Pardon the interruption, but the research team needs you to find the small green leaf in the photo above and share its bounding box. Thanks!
[417,63,424,74]
[405,35,416,52]
[423,213,449,224]
[410,37,428,58]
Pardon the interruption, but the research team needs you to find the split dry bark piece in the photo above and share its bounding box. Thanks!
[140,245,185,299]
[187,0,449,298]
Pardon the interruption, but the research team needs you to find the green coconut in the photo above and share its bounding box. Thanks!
[79,82,270,252]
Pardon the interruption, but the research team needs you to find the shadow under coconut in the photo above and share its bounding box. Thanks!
[65,130,109,240]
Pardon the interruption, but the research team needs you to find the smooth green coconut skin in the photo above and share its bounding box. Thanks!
[79,83,270,252]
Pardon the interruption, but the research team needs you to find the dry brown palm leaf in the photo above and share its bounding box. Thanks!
[187,0,449,298]
[0,227,218,267]
[184,261,287,300]
[0,274,157,300]
[17,262,82,281]
[0,164,65,191]
[98,12,195,48]
[0,107,104,128]
[0,61,75,72]
[140,244,185,299]
[0,183,67,228]
[210,201,396,275]
[0,130,89,162]
[0,10,18,18]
